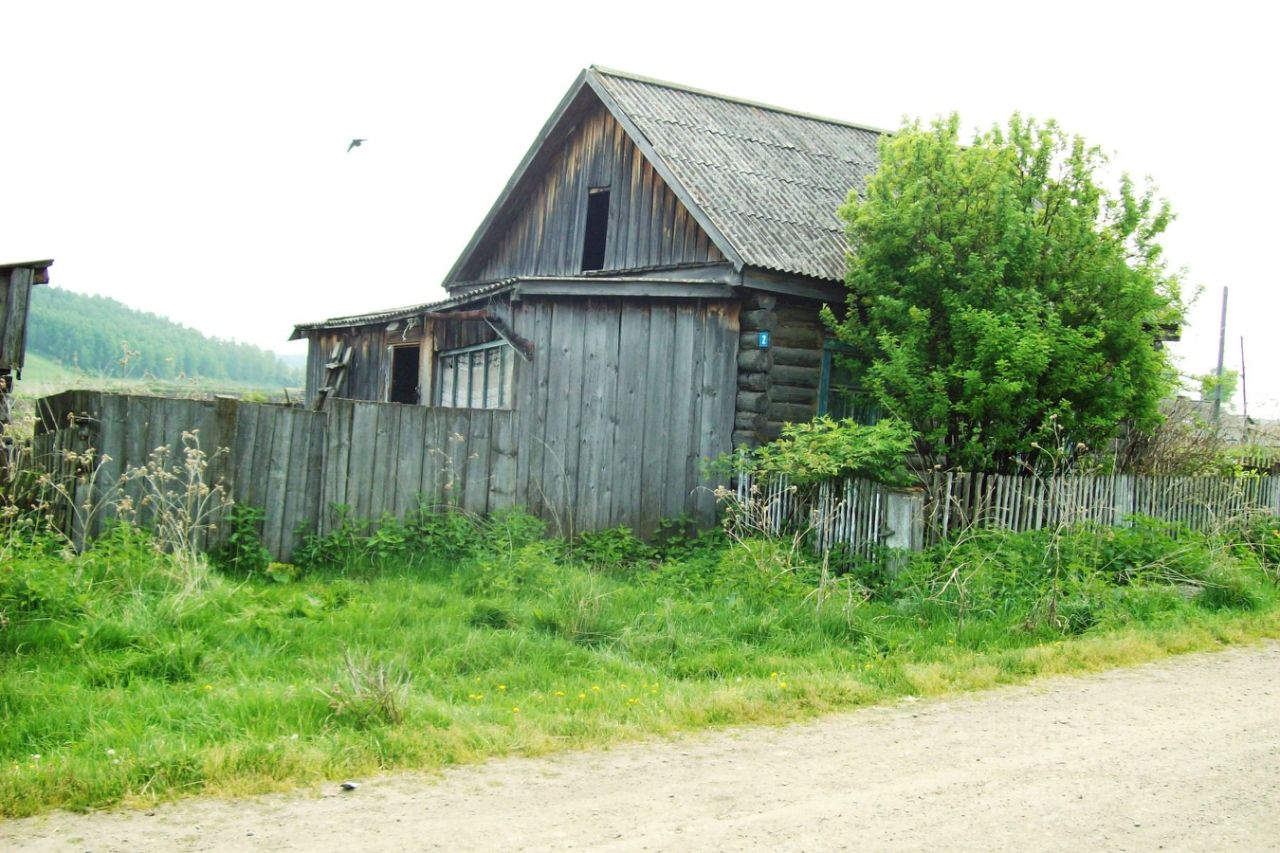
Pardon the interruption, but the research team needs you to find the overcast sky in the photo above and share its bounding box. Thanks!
[3,1,1276,412]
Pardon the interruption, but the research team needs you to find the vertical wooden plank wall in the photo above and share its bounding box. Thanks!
[0,267,35,370]
[37,296,744,554]
[464,103,723,282]
[510,295,739,535]
[34,393,327,560]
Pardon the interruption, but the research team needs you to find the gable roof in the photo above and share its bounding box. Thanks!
[590,68,884,282]
[445,68,884,289]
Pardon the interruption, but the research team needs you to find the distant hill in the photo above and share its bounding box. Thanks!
[26,286,301,387]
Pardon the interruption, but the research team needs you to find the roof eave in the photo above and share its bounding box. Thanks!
[0,259,54,284]
[291,281,517,338]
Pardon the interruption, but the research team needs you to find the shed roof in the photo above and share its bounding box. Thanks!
[290,279,517,338]
[289,272,744,338]
[590,68,883,282]
[0,259,53,284]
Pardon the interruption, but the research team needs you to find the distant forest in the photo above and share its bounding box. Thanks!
[27,287,301,386]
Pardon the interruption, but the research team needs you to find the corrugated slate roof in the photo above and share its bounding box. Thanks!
[290,279,517,337]
[592,68,883,282]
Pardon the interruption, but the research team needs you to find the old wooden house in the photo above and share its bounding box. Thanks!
[292,68,884,533]
[1,259,52,435]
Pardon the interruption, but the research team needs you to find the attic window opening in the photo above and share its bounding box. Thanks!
[581,187,610,271]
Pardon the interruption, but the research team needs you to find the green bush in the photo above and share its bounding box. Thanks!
[735,416,916,485]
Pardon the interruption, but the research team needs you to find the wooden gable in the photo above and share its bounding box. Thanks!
[454,101,724,284]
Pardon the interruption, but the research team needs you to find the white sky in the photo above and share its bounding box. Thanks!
[3,1,1276,412]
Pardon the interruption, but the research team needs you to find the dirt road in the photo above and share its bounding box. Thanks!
[6,642,1279,852]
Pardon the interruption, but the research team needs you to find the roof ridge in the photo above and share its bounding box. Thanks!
[589,66,894,137]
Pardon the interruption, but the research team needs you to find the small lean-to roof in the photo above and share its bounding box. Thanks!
[0,259,54,284]
[289,272,746,339]
[590,68,883,283]
[289,279,517,338]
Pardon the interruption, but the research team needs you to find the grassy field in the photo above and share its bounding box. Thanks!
[6,355,303,444]
[1,507,1278,817]
[17,352,300,399]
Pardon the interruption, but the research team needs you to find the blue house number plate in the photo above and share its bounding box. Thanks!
[757,330,771,349]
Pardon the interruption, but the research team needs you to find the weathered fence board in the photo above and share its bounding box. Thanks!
[923,471,1279,545]
[316,400,518,524]
[35,392,325,559]
[735,467,1280,559]
[734,472,900,560]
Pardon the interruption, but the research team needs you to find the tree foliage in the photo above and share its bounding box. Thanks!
[824,114,1182,473]
[1197,369,1238,410]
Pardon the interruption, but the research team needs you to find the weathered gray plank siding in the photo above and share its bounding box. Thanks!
[37,294,742,553]
[306,329,392,404]
[0,267,35,370]
[510,295,739,534]
[35,393,326,560]
[463,104,723,282]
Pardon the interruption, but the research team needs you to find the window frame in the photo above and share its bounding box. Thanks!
[386,343,422,405]
[818,339,879,424]
[433,338,515,410]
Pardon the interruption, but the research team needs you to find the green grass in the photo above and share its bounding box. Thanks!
[2,511,1278,817]
[15,352,299,400]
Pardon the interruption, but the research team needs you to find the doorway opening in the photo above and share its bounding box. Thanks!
[389,345,420,404]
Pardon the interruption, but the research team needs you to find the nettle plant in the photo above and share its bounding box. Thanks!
[737,417,916,486]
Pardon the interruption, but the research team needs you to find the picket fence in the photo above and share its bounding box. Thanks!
[736,469,1278,559]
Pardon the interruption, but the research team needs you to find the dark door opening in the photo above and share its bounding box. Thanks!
[389,345,420,404]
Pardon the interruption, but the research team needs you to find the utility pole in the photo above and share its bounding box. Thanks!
[1213,286,1228,424]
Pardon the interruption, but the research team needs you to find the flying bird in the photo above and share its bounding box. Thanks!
[347,138,366,153]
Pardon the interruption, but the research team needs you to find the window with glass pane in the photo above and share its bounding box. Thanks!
[434,340,514,409]
[819,341,880,425]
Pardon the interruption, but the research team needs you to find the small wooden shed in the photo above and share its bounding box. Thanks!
[292,68,885,533]
[0,259,52,434]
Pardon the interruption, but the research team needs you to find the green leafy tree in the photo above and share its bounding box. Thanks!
[824,114,1182,473]
[1197,369,1238,411]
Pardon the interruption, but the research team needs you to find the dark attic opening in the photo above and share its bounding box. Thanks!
[581,186,610,271]
[389,345,421,404]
